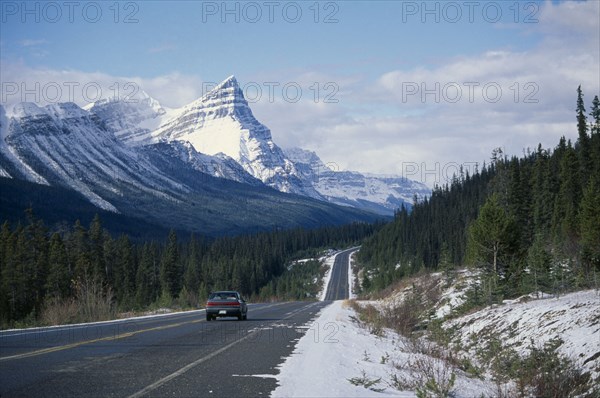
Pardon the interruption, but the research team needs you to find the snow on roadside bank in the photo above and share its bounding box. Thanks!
[447,289,600,380]
[273,272,599,397]
[271,301,495,397]
[318,250,340,301]
[271,300,413,397]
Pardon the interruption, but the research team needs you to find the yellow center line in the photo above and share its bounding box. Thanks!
[0,319,204,362]
[0,301,289,362]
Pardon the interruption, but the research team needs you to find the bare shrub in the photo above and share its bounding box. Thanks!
[413,355,456,398]
[41,278,114,325]
[391,353,456,397]
[73,278,114,323]
[41,296,79,325]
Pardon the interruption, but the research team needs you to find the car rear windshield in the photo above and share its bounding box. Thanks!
[209,293,238,300]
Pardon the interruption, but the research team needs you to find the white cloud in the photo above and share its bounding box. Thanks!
[19,39,49,47]
[148,43,177,54]
[0,61,205,110]
[247,0,599,185]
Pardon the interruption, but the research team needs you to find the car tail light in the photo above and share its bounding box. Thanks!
[206,301,240,307]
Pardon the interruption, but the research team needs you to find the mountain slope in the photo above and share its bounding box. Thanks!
[85,76,430,215]
[0,103,378,235]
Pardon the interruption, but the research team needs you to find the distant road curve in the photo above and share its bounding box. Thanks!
[324,247,359,301]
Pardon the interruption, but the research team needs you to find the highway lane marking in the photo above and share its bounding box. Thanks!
[127,301,324,398]
[0,302,276,338]
[0,310,207,338]
[0,319,204,362]
[128,331,257,398]
[0,302,291,362]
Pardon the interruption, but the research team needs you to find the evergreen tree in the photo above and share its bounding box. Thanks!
[25,209,49,313]
[160,230,181,298]
[526,234,552,296]
[0,222,12,321]
[88,215,106,282]
[9,226,35,320]
[70,220,92,282]
[136,243,158,307]
[590,95,600,135]
[589,95,600,178]
[182,235,200,294]
[579,178,600,273]
[576,86,591,187]
[45,233,71,299]
[466,194,517,276]
[531,146,553,233]
[114,235,135,307]
[552,142,581,246]
[576,86,588,140]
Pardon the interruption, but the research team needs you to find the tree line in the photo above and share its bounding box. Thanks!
[0,212,378,327]
[358,87,600,300]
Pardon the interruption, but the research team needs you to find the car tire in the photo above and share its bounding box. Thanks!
[243,313,247,320]
[206,314,212,321]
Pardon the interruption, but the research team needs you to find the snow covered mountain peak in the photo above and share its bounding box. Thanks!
[284,147,431,215]
[151,76,319,197]
[216,75,239,90]
[184,74,248,115]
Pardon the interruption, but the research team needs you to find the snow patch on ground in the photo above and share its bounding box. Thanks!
[434,269,479,318]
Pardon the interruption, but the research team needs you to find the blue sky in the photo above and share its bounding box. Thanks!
[3,1,544,79]
[1,1,599,184]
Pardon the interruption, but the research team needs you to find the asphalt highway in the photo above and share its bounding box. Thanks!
[323,247,357,301]
[0,248,356,397]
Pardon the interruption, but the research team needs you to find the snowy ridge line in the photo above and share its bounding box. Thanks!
[4,144,49,185]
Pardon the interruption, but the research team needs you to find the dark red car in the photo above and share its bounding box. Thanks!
[205,291,248,321]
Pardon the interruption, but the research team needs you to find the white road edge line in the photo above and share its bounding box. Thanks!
[128,333,255,398]
[128,301,323,398]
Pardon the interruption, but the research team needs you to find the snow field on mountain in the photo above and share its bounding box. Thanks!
[1,76,430,216]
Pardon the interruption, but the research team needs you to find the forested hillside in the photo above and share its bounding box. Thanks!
[358,87,600,299]
[0,213,378,328]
